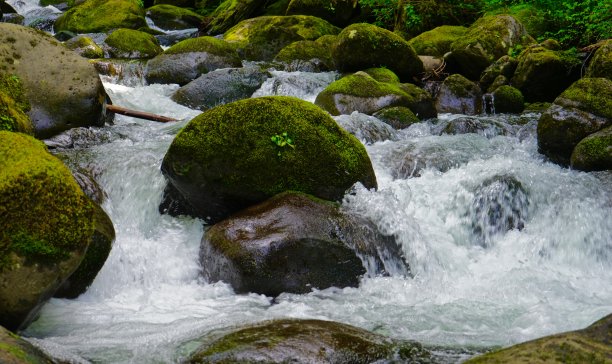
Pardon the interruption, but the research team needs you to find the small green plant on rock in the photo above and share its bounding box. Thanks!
[271,132,295,157]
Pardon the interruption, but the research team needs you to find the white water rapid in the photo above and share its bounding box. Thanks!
[20,70,612,363]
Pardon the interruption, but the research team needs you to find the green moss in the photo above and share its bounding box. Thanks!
[363,67,400,83]
[146,4,204,30]
[0,74,33,134]
[0,132,94,269]
[407,25,467,57]
[164,35,237,55]
[570,125,612,172]
[373,106,419,129]
[492,85,524,114]
[274,39,333,67]
[586,40,612,80]
[557,78,612,120]
[485,4,548,39]
[443,73,478,98]
[105,28,163,58]
[54,0,146,33]
[0,342,27,360]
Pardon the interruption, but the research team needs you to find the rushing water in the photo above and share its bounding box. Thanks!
[8,58,609,362]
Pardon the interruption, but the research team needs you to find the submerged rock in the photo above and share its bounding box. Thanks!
[171,66,270,110]
[0,24,112,138]
[335,112,400,144]
[187,319,429,363]
[465,314,612,363]
[0,325,55,363]
[145,36,241,85]
[223,15,340,61]
[104,28,163,59]
[54,0,146,33]
[201,192,409,296]
[437,116,512,137]
[160,96,376,223]
[332,23,423,82]
[570,125,612,172]
[0,132,95,330]
[537,78,612,165]
[435,74,482,115]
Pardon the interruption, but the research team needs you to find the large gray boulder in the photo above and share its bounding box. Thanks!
[0,24,112,138]
[201,192,409,296]
[435,74,483,115]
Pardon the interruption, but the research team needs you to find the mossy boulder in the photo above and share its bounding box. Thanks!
[332,23,423,82]
[479,55,517,92]
[160,96,376,223]
[435,74,482,115]
[200,0,263,35]
[492,85,524,114]
[0,325,55,363]
[145,36,241,85]
[274,35,336,71]
[154,0,195,6]
[0,74,33,135]
[314,71,436,119]
[570,125,612,172]
[0,132,95,331]
[53,204,115,298]
[586,39,612,80]
[373,106,419,129]
[0,24,112,138]
[171,66,270,110]
[54,0,146,33]
[224,15,340,61]
[407,25,467,57]
[64,35,104,59]
[538,78,612,165]
[201,191,408,296]
[484,4,548,40]
[448,15,534,80]
[285,0,358,27]
[511,45,581,102]
[104,28,163,59]
[465,314,612,363]
[146,4,204,30]
[187,319,429,363]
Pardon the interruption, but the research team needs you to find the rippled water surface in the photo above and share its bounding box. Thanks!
[19,70,612,363]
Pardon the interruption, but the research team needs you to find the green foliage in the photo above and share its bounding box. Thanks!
[271,132,295,156]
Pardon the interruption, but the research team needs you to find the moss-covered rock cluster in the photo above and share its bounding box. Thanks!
[54,0,146,33]
[274,35,336,71]
[0,132,94,330]
[104,28,163,59]
[160,96,376,223]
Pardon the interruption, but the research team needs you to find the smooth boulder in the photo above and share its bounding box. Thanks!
[0,132,95,331]
[537,78,612,165]
[0,24,112,138]
[570,125,612,172]
[491,85,524,114]
[332,23,423,82]
[435,74,482,115]
[187,319,429,363]
[407,25,467,57]
[160,96,377,223]
[201,192,409,296]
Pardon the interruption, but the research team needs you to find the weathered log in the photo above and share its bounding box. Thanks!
[105,104,178,122]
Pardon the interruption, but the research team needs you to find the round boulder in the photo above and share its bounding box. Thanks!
[448,15,534,80]
[0,132,95,331]
[537,78,612,165]
[201,192,409,296]
[145,36,241,85]
[160,96,377,223]
[54,0,146,33]
[570,125,612,172]
[274,35,336,72]
[224,15,340,61]
[373,106,420,129]
[332,23,423,82]
[187,319,429,363]
[492,85,524,114]
[407,25,467,57]
[586,39,612,80]
[435,74,482,115]
[0,24,112,138]
[104,28,163,59]
[146,4,203,30]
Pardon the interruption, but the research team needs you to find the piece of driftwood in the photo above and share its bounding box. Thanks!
[105,104,178,123]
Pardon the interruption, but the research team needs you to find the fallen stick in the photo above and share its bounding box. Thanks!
[105,104,178,123]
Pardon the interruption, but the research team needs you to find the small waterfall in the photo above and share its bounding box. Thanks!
[483,93,495,114]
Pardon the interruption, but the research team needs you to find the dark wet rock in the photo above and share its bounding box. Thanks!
[145,36,241,85]
[171,66,270,110]
[1,13,24,24]
[468,175,529,247]
[570,125,612,172]
[0,132,95,331]
[223,15,340,61]
[479,55,517,92]
[154,28,199,47]
[200,192,409,296]
[187,319,430,364]
[435,74,482,115]
[0,24,112,138]
[65,35,104,59]
[43,126,116,150]
[448,15,534,80]
[491,85,524,114]
[332,22,423,82]
[436,116,512,137]
[0,325,55,363]
[373,106,420,129]
[586,39,612,81]
[537,78,612,165]
[274,35,336,72]
[511,45,581,102]
[465,314,612,363]
[160,96,376,223]
[335,112,400,144]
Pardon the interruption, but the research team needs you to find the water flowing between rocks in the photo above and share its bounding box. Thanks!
[15,67,612,363]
